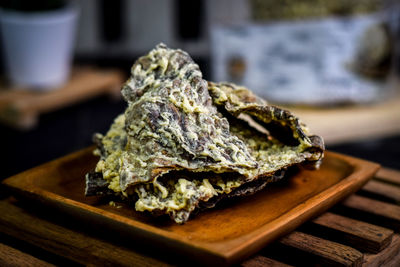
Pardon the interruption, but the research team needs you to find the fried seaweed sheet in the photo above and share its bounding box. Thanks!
[85,44,324,224]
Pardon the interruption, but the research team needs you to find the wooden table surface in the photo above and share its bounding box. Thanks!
[0,67,125,129]
[1,167,400,266]
[286,93,400,146]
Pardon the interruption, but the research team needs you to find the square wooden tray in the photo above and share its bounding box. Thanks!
[2,147,380,265]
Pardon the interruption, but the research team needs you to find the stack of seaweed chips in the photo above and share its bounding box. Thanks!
[85,44,324,224]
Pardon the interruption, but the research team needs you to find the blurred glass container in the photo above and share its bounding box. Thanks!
[0,3,78,90]
[211,0,394,106]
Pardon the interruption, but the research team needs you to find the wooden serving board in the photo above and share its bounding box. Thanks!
[0,67,125,129]
[2,147,379,265]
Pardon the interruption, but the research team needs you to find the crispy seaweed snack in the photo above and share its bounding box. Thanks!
[85,44,324,224]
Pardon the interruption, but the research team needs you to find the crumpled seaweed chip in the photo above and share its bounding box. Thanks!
[85,44,324,224]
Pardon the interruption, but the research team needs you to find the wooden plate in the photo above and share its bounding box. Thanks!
[2,147,379,265]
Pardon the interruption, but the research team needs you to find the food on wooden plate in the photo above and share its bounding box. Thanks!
[85,44,325,224]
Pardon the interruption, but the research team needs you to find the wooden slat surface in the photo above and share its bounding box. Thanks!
[340,195,400,230]
[241,255,293,267]
[279,231,364,267]
[310,212,393,253]
[375,168,400,186]
[0,243,55,267]
[236,167,400,267]
[0,198,171,267]
[363,234,400,267]
[362,180,400,203]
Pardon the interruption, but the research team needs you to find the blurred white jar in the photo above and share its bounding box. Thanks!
[0,5,78,90]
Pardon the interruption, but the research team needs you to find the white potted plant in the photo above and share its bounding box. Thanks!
[0,0,78,90]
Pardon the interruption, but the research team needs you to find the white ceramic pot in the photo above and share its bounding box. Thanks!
[0,6,78,90]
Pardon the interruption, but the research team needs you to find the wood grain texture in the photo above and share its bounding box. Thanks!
[362,180,400,203]
[279,231,363,266]
[0,243,55,267]
[341,195,400,230]
[363,234,400,267]
[241,255,292,267]
[287,93,400,145]
[310,212,393,253]
[0,68,125,129]
[1,149,379,265]
[375,168,400,186]
[0,198,171,267]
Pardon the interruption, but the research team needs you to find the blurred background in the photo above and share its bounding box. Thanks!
[0,0,399,179]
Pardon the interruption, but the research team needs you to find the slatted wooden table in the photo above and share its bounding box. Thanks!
[1,167,399,266]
